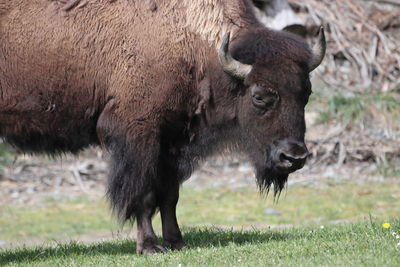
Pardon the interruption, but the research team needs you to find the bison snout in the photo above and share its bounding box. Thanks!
[272,140,309,173]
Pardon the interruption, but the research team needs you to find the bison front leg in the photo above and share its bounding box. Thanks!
[97,103,167,254]
[157,179,186,250]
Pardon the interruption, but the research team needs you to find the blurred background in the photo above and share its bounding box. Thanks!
[0,0,399,249]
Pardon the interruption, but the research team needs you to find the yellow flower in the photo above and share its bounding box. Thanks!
[383,222,391,229]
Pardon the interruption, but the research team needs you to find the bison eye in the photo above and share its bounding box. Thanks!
[251,86,279,110]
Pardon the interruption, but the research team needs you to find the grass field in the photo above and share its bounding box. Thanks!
[1,181,400,266]
[1,182,400,242]
[1,221,399,266]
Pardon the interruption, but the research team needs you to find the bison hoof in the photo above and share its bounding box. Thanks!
[164,240,187,251]
[137,244,167,254]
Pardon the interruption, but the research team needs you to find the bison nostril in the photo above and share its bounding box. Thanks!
[278,152,307,171]
[279,152,306,163]
[279,153,294,163]
[273,140,309,172]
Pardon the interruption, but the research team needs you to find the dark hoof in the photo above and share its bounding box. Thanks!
[137,244,167,254]
[164,240,187,251]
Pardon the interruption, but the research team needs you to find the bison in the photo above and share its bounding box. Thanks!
[0,0,326,254]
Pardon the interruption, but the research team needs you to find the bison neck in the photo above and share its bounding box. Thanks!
[169,73,241,181]
[172,117,240,182]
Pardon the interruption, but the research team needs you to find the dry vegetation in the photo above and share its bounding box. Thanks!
[289,0,400,92]
[282,0,400,175]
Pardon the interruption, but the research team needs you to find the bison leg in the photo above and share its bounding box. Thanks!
[158,180,186,250]
[96,102,166,254]
[136,191,167,254]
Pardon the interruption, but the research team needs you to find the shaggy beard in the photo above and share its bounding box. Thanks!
[255,168,289,198]
[245,143,289,198]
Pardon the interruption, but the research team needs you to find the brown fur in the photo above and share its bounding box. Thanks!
[0,0,315,253]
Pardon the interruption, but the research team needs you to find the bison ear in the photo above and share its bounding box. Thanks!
[195,77,211,115]
[282,26,326,72]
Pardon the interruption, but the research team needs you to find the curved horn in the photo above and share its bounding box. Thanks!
[309,27,327,72]
[218,32,252,79]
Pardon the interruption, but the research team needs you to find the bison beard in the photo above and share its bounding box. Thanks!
[256,167,289,197]
[0,0,326,254]
[253,148,289,197]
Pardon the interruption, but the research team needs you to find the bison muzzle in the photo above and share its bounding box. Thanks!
[0,0,326,254]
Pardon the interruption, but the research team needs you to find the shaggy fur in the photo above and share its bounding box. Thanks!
[0,0,316,253]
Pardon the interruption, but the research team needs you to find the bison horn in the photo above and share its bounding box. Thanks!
[309,27,327,72]
[218,32,252,79]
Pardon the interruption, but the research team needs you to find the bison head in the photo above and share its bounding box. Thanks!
[218,27,326,195]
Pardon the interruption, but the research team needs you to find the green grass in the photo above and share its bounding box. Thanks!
[0,197,117,241]
[1,220,399,266]
[1,182,399,243]
[378,164,400,178]
[178,182,400,227]
[377,155,400,178]
[313,92,400,127]
[1,182,400,266]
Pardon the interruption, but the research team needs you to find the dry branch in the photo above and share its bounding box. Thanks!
[289,0,400,92]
